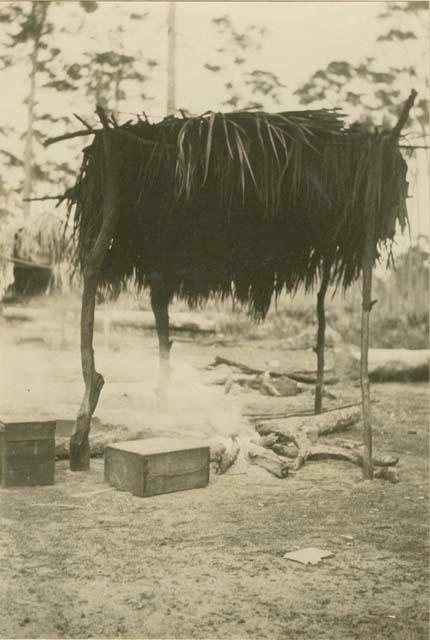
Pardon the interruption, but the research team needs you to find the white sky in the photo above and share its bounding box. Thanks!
[0,1,428,249]
[0,1,391,120]
[174,1,384,113]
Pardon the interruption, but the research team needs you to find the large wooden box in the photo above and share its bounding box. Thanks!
[104,438,210,497]
[0,420,56,488]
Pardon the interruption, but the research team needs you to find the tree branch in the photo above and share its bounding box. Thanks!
[44,129,99,147]
[391,89,418,139]
[44,126,166,149]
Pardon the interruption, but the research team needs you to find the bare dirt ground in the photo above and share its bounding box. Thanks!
[0,320,428,640]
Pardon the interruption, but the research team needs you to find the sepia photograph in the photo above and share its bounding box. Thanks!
[0,1,428,638]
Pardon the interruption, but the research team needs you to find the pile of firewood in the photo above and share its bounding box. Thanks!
[203,355,339,397]
[210,404,399,481]
[206,356,400,481]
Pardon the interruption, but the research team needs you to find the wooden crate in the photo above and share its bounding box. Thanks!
[0,420,56,488]
[104,438,210,497]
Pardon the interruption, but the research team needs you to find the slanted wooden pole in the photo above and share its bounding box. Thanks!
[166,1,176,115]
[150,279,172,410]
[70,110,120,471]
[314,258,331,414]
[360,89,417,481]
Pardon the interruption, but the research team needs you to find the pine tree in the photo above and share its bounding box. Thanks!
[295,1,428,133]
[0,1,98,217]
[204,15,287,111]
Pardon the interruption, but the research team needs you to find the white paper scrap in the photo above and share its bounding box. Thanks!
[283,547,334,565]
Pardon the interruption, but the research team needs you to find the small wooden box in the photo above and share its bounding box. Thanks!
[0,420,56,488]
[104,438,210,497]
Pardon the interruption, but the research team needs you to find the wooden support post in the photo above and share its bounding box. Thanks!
[314,258,331,414]
[359,89,417,481]
[70,270,104,470]
[150,280,172,410]
[360,228,375,480]
[70,110,120,471]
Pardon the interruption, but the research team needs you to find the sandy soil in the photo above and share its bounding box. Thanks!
[0,322,428,639]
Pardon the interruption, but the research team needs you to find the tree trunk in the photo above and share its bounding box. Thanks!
[314,259,331,414]
[150,280,172,410]
[23,50,37,218]
[23,5,48,218]
[166,1,176,115]
[70,116,120,471]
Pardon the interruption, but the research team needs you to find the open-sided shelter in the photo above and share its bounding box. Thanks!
[50,92,416,476]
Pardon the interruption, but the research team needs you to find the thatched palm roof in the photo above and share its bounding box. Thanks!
[65,108,409,317]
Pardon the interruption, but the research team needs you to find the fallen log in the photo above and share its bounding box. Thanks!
[290,371,338,385]
[374,467,400,483]
[247,443,289,478]
[212,355,260,375]
[256,405,361,443]
[247,411,312,422]
[1,306,63,323]
[256,405,361,470]
[210,437,240,474]
[1,306,224,335]
[204,363,301,397]
[318,438,399,467]
[243,397,316,422]
[272,443,299,459]
[296,443,398,468]
[56,425,149,458]
[297,443,362,465]
[260,372,281,397]
[233,374,299,397]
[203,364,235,385]
[57,421,240,473]
[211,355,337,385]
[55,418,178,459]
[105,310,222,334]
[243,397,375,423]
[253,403,398,472]
[251,433,279,449]
[351,348,429,383]
[271,438,398,468]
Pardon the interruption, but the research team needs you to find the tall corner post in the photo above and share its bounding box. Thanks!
[359,89,417,481]
[70,120,120,471]
[314,257,331,414]
[70,268,104,471]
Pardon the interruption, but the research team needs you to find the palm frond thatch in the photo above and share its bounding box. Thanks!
[65,108,408,318]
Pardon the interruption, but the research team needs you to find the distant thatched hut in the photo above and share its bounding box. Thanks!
[50,94,415,474]
[1,213,69,301]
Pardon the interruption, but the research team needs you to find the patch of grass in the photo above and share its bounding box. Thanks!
[342,309,429,349]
